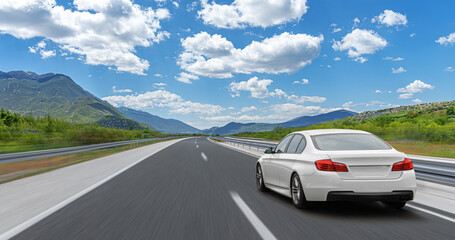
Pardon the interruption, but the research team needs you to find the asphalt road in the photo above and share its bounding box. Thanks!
[13,138,455,239]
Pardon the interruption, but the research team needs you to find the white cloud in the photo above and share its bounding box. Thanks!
[172,1,179,8]
[153,82,167,89]
[175,72,199,84]
[271,103,340,117]
[353,18,360,29]
[372,10,407,27]
[330,23,342,33]
[229,76,325,104]
[436,33,455,46]
[112,86,133,93]
[198,0,308,29]
[342,100,391,109]
[179,31,323,78]
[410,33,415,37]
[383,56,404,61]
[334,57,341,61]
[28,40,56,59]
[229,77,273,98]
[239,106,257,113]
[444,67,454,72]
[412,99,422,103]
[392,67,406,74]
[397,80,434,99]
[0,0,170,75]
[333,29,387,62]
[375,90,392,94]
[292,79,309,85]
[102,90,224,115]
[154,73,163,77]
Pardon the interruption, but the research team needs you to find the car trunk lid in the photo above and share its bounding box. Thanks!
[327,150,405,180]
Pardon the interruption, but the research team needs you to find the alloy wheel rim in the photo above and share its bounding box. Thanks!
[292,176,300,204]
[256,166,262,188]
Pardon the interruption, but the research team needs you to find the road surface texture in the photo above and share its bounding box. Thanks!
[12,138,455,239]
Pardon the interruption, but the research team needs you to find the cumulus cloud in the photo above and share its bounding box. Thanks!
[103,90,224,115]
[229,76,325,103]
[175,72,199,84]
[292,79,309,85]
[332,29,387,62]
[412,99,422,103]
[179,31,323,78]
[397,80,434,99]
[28,40,56,59]
[0,0,170,75]
[372,10,407,27]
[436,33,455,46]
[112,86,133,93]
[198,0,308,29]
[334,57,341,61]
[392,67,406,74]
[444,67,454,72]
[375,90,392,94]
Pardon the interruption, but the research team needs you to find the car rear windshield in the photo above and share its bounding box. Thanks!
[311,133,392,151]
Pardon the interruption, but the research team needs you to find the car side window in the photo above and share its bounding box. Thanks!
[286,134,303,153]
[275,135,293,153]
[296,136,307,153]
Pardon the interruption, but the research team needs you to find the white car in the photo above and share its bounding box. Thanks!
[256,129,417,209]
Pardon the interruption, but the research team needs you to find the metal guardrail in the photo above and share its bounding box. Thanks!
[0,137,179,164]
[211,136,455,186]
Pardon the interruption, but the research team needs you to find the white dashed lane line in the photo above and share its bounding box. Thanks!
[201,152,208,161]
[230,191,277,240]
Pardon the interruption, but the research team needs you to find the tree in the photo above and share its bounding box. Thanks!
[447,106,455,115]
[407,110,419,119]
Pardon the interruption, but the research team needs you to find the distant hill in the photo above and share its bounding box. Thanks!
[280,109,357,128]
[0,71,145,130]
[202,109,357,135]
[117,107,200,133]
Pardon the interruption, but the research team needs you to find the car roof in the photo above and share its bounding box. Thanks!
[292,129,370,136]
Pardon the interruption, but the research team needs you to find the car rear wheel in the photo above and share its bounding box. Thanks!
[256,164,268,192]
[291,173,312,209]
[382,201,406,209]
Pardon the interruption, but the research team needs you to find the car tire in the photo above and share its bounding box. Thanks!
[382,201,406,209]
[291,173,312,209]
[256,164,268,192]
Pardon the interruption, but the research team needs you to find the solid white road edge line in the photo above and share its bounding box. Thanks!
[201,152,208,161]
[407,203,455,223]
[230,191,277,240]
[0,142,178,240]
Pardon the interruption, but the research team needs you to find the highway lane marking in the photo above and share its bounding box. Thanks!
[196,144,199,149]
[408,203,455,223]
[201,152,208,161]
[0,152,157,240]
[230,191,277,240]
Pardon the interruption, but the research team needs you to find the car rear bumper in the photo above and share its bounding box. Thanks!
[326,190,413,202]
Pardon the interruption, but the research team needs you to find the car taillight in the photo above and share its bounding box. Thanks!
[392,158,414,171]
[315,159,348,172]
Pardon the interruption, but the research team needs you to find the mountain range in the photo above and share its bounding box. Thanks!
[0,70,357,134]
[200,109,357,135]
[0,71,144,130]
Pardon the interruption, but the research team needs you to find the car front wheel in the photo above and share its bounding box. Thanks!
[256,164,268,192]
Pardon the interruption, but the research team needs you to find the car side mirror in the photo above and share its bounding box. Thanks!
[264,147,275,154]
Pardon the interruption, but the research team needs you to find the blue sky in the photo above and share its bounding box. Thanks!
[0,0,454,129]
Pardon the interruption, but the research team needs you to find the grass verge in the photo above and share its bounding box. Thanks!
[388,141,455,159]
[0,139,174,184]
